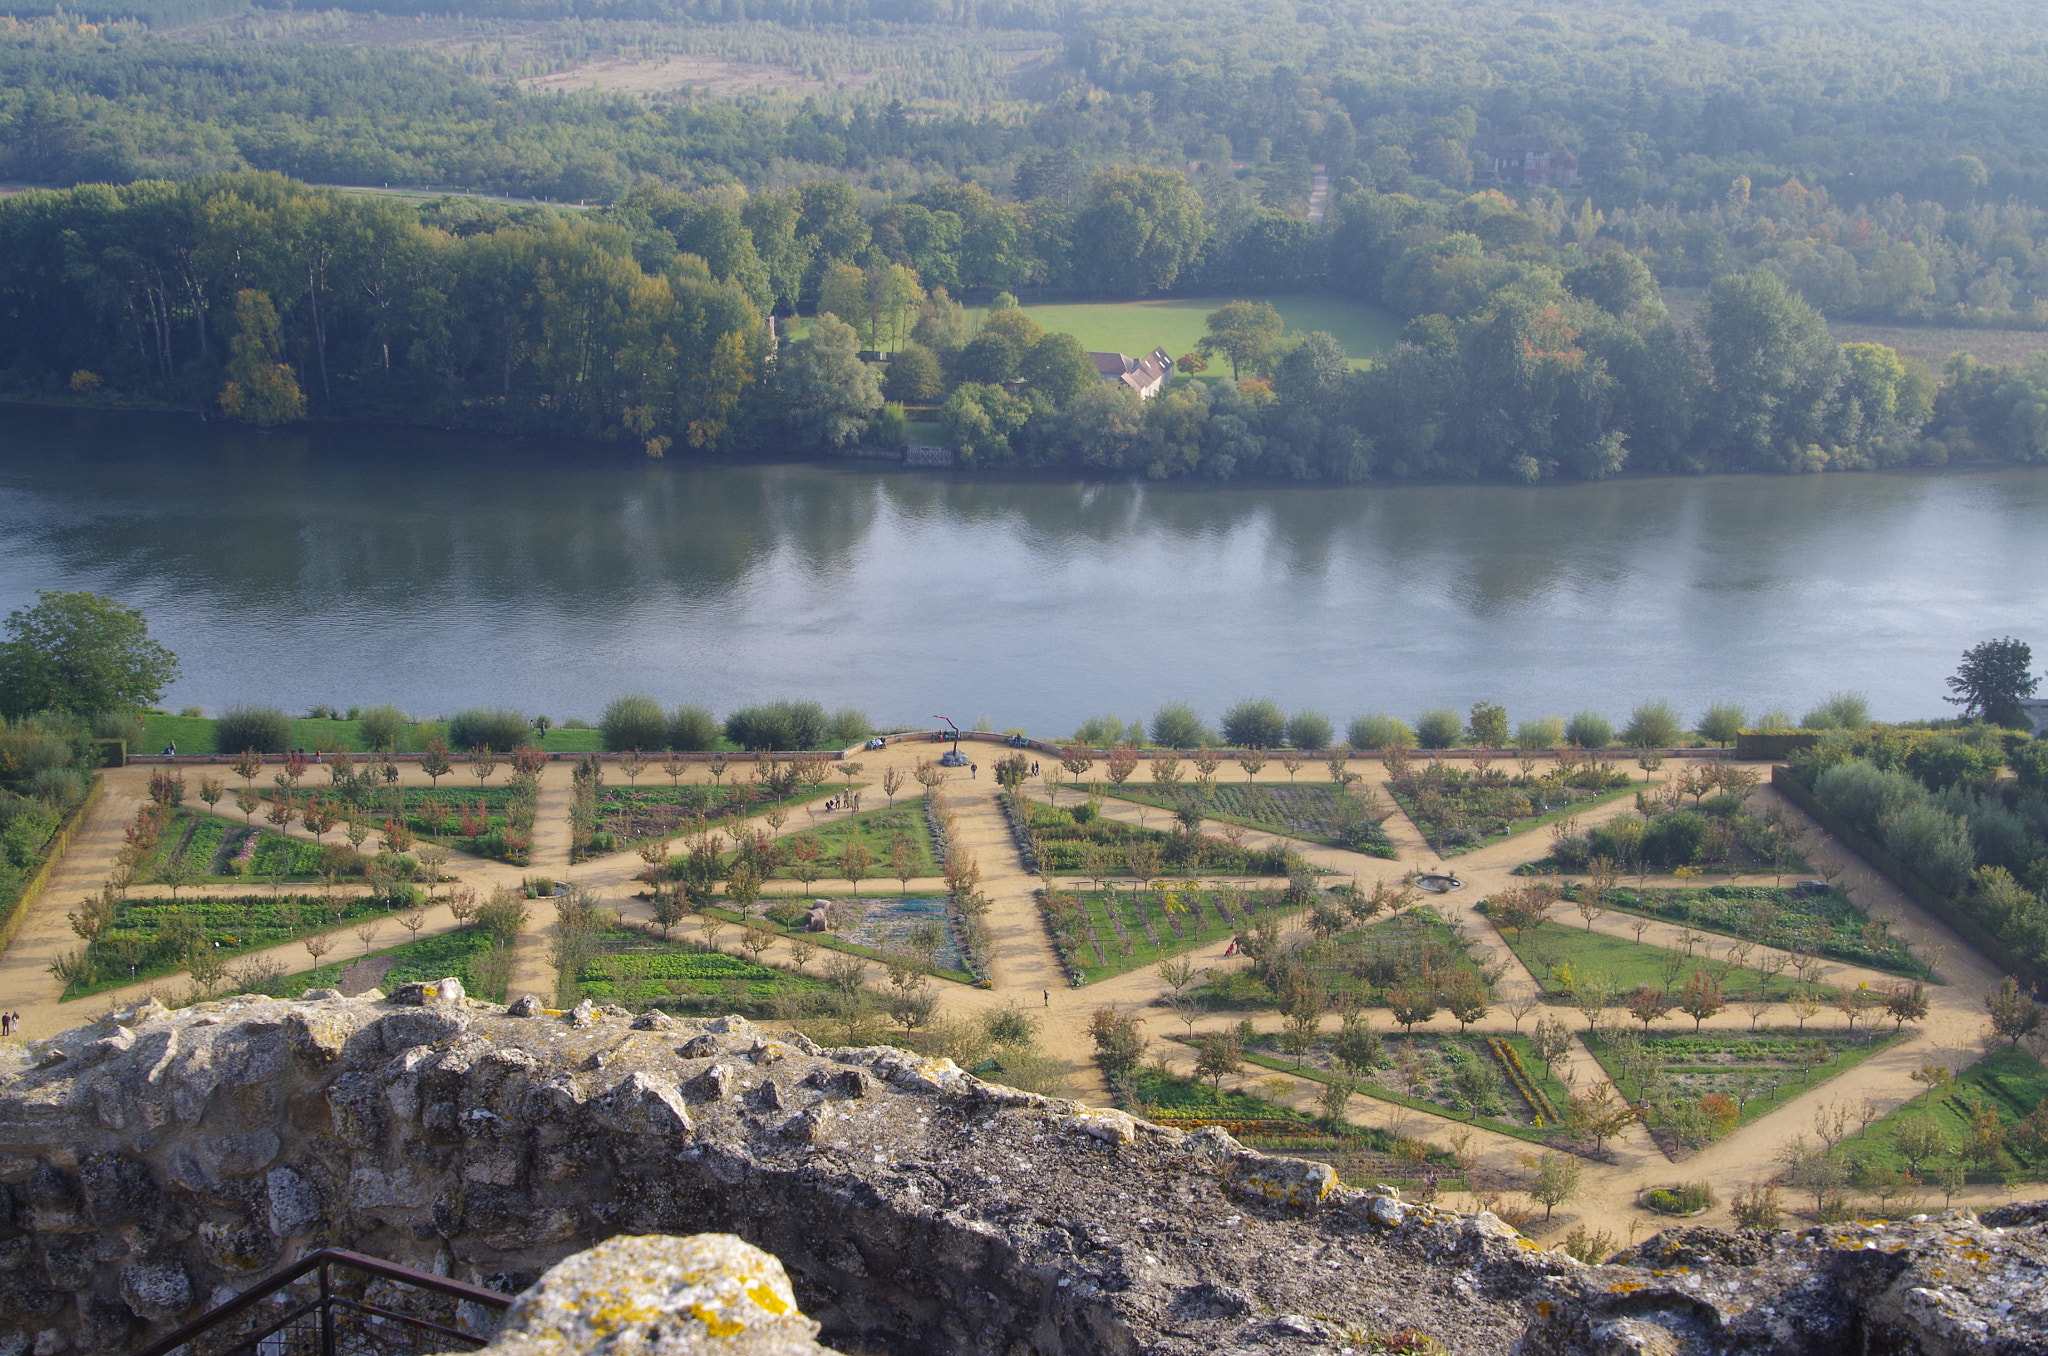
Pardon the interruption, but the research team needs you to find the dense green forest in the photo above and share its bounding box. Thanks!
[9,0,2048,478]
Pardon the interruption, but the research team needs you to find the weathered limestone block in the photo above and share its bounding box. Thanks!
[5,987,2048,1356]
[1519,1218,2048,1356]
[446,1234,844,1356]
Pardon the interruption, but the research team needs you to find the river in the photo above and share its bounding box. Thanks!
[0,405,2038,734]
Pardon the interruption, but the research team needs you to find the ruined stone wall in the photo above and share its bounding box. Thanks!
[1,985,2045,1356]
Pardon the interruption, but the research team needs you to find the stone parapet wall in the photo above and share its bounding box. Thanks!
[0,987,2044,1356]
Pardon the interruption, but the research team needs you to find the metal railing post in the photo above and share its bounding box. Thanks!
[318,1259,335,1356]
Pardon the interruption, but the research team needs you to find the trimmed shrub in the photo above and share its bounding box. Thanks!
[1641,810,1708,866]
[1514,716,1565,750]
[1414,708,1462,749]
[215,704,292,754]
[1904,738,2005,792]
[1220,698,1286,749]
[1286,710,1334,751]
[600,694,668,751]
[1565,710,1614,749]
[724,700,830,751]
[1813,759,1921,832]
[1878,802,1975,894]
[667,704,720,751]
[1348,713,1414,751]
[447,708,531,752]
[1151,701,1210,749]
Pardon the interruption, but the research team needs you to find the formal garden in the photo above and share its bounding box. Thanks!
[1040,879,1307,984]
[1585,1026,1907,1155]
[243,779,535,865]
[1103,781,1397,856]
[1384,748,1636,855]
[1194,900,1497,1017]
[1551,881,1935,980]
[1005,792,1303,876]
[55,890,413,999]
[1833,1047,2048,1191]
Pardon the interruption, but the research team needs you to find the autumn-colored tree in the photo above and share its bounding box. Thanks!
[219,289,306,425]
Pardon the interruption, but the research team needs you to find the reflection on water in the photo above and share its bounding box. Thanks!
[0,405,2039,731]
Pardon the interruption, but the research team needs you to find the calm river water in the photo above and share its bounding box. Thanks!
[0,406,2038,733]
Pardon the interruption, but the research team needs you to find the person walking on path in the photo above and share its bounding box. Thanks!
[1042,989,1050,1007]
[970,763,977,779]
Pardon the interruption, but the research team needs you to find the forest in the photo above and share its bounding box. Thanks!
[7,0,2048,478]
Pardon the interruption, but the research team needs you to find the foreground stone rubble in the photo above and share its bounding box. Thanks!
[0,985,2041,1355]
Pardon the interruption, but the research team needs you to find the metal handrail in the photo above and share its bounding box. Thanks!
[130,1249,514,1356]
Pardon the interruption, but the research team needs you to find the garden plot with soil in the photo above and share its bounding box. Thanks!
[1132,1066,1465,1192]
[1585,1027,1906,1155]
[1103,781,1397,856]
[57,892,396,999]
[1008,793,1303,877]
[1226,1028,1578,1147]
[569,925,829,1016]
[702,893,981,984]
[597,779,841,840]
[1386,753,1636,855]
[1039,881,1300,984]
[1196,905,1491,1014]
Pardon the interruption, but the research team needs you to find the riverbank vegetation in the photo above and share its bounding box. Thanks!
[15,0,2048,480]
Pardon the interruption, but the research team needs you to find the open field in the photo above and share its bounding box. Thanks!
[1664,288,2048,369]
[983,296,1402,368]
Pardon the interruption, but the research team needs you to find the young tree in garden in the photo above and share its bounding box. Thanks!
[1387,986,1438,1032]
[420,739,452,787]
[232,749,263,788]
[0,590,179,718]
[1679,969,1725,1030]
[1106,746,1140,787]
[1524,1151,1583,1220]
[1987,975,2042,1047]
[787,837,823,889]
[218,289,306,426]
[725,861,762,916]
[881,767,905,804]
[890,837,916,893]
[839,841,873,895]
[1945,637,2039,725]
[1090,1005,1149,1086]
[1885,980,1930,1030]
[1627,984,1675,1030]
[1466,701,1509,748]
